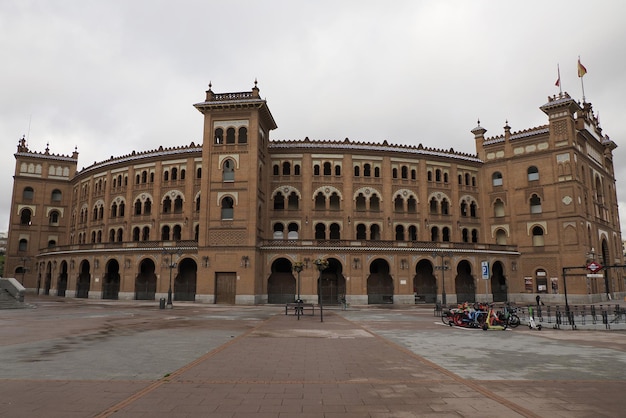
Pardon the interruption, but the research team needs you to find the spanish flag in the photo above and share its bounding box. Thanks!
[577,58,587,77]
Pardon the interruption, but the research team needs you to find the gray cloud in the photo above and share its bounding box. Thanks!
[2,0,626,232]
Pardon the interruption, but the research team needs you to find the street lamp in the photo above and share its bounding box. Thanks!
[162,248,182,308]
[292,261,304,320]
[19,256,29,285]
[432,251,452,305]
[313,257,329,323]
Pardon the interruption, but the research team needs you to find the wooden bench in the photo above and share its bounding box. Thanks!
[285,302,315,316]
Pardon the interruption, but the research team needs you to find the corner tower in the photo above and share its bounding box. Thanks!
[193,82,277,303]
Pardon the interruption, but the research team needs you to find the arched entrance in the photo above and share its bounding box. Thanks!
[76,261,91,298]
[44,262,52,295]
[318,258,346,305]
[414,259,437,303]
[57,261,68,297]
[174,258,197,301]
[267,258,296,303]
[491,261,508,302]
[454,260,475,303]
[102,259,121,300]
[601,239,611,296]
[367,258,393,304]
[135,258,157,300]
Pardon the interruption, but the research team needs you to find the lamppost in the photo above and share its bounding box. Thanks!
[162,248,182,308]
[292,261,304,320]
[314,257,329,323]
[19,256,29,285]
[432,251,452,305]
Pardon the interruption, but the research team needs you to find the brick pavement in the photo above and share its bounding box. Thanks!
[1,298,625,417]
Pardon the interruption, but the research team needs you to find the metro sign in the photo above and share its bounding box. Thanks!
[586,261,603,273]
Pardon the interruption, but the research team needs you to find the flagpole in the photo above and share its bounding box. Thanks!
[557,64,562,95]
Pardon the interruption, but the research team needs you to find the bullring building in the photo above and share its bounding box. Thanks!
[5,83,624,306]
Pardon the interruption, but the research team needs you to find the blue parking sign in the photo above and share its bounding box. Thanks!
[481,261,489,280]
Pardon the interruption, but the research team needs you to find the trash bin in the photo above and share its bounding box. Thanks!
[159,298,166,309]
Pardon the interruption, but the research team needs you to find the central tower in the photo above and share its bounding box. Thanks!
[194,82,277,303]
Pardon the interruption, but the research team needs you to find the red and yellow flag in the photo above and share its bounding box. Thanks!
[577,58,587,77]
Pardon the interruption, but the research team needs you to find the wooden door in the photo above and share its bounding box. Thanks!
[215,272,236,304]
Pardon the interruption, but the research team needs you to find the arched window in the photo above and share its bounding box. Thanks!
[117,228,123,242]
[23,187,34,200]
[395,225,405,240]
[528,166,539,181]
[429,197,438,214]
[370,194,380,211]
[393,168,399,179]
[171,168,178,181]
[460,201,468,217]
[196,167,202,179]
[18,238,28,251]
[144,198,152,215]
[494,199,505,217]
[173,225,182,241]
[374,167,380,177]
[119,202,125,217]
[402,166,408,179]
[314,192,325,210]
[195,195,201,212]
[214,128,223,144]
[356,224,367,239]
[238,127,248,143]
[431,226,439,242]
[273,164,279,176]
[435,169,441,182]
[273,223,285,239]
[530,194,542,214]
[109,229,116,242]
[354,166,360,177]
[441,199,449,215]
[226,127,236,144]
[49,210,60,225]
[495,229,507,245]
[370,224,381,240]
[407,196,417,213]
[408,225,417,241]
[221,196,234,220]
[287,223,299,239]
[394,196,404,212]
[313,164,320,176]
[356,193,366,211]
[329,192,340,210]
[532,226,544,246]
[471,229,478,243]
[491,171,502,186]
[442,227,450,242]
[287,192,299,210]
[294,164,300,175]
[142,226,150,241]
[173,196,183,213]
[223,159,235,182]
[323,162,331,175]
[111,202,118,218]
[462,228,469,243]
[282,162,291,175]
[51,189,62,202]
[161,225,171,240]
[329,223,341,240]
[470,202,477,217]
[273,192,285,210]
[20,208,32,225]
[427,171,432,181]
[162,196,172,213]
[335,165,341,176]
[315,223,326,240]
[135,199,143,215]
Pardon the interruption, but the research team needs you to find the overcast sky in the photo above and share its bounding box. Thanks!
[2,1,626,234]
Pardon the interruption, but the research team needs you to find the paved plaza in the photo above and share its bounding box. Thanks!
[1,296,626,417]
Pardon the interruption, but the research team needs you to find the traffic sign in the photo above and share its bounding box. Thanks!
[586,261,603,273]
